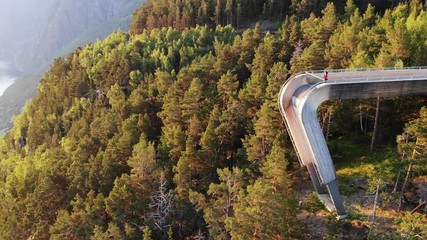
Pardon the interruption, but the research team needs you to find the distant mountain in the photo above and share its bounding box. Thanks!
[20,0,145,71]
[0,0,145,134]
[0,0,56,67]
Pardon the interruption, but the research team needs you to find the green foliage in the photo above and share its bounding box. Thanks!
[305,192,326,215]
[190,167,244,239]
[325,213,353,239]
[398,106,427,174]
[0,1,426,238]
[130,0,277,34]
[50,191,106,240]
[227,140,302,239]
[143,226,153,240]
[397,212,427,239]
[90,223,124,240]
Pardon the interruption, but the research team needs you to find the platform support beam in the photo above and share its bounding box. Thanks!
[306,163,327,194]
[327,180,347,218]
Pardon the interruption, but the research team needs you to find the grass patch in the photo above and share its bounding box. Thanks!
[328,138,404,194]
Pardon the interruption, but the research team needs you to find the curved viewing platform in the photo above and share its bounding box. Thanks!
[278,67,427,218]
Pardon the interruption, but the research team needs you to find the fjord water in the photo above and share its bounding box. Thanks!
[0,60,18,96]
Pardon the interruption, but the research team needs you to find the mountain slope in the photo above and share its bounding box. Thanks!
[0,1,426,238]
[0,0,145,133]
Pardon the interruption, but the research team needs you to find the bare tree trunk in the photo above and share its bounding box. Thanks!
[321,109,327,132]
[393,170,401,193]
[372,185,380,224]
[325,110,332,142]
[364,109,368,135]
[370,97,380,152]
[398,148,416,212]
[236,3,241,28]
[411,201,426,214]
[359,101,364,133]
[393,150,406,193]
[279,0,284,20]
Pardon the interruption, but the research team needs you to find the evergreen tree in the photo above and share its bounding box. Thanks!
[189,167,243,239]
[158,125,186,163]
[344,0,357,19]
[300,13,321,46]
[386,17,411,63]
[50,191,106,240]
[397,212,427,239]
[348,47,374,68]
[251,32,280,77]
[90,223,124,240]
[181,77,204,124]
[290,39,327,73]
[245,102,280,166]
[265,62,289,102]
[217,71,239,108]
[319,2,338,42]
[227,138,302,239]
[143,226,153,240]
[1,2,427,238]
[174,138,200,199]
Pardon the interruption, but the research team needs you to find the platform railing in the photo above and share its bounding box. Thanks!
[305,66,427,74]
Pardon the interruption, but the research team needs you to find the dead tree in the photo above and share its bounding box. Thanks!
[150,173,173,235]
[370,97,380,152]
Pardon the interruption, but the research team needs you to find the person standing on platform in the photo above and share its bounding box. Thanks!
[323,71,328,81]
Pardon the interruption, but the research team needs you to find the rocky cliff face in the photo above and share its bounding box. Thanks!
[20,0,144,71]
[0,0,55,66]
[0,0,145,134]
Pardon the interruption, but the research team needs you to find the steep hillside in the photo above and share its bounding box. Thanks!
[0,1,425,239]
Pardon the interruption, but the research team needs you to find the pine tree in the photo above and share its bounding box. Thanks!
[320,2,338,42]
[143,226,153,240]
[50,191,107,240]
[386,18,411,63]
[217,71,239,108]
[181,77,204,124]
[225,0,235,25]
[300,13,321,45]
[362,4,377,27]
[128,133,159,183]
[186,115,204,143]
[90,223,123,240]
[238,74,268,118]
[251,33,279,77]
[174,138,203,198]
[227,138,302,239]
[158,125,186,163]
[277,17,293,62]
[401,106,427,161]
[216,98,246,151]
[107,84,130,118]
[344,0,357,19]
[397,212,427,239]
[348,47,374,68]
[375,47,395,67]
[189,167,243,239]
[265,62,289,102]
[290,39,327,73]
[245,102,280,166]
[291,0,315,18]
[215,0,225,26]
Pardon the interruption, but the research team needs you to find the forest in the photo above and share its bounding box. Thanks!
[0,0,426,239]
